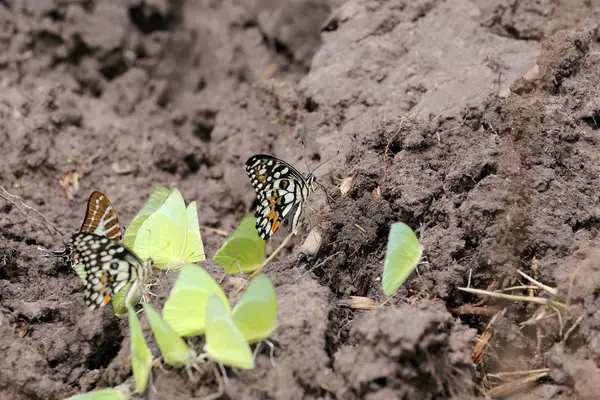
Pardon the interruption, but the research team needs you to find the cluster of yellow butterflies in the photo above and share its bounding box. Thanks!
[52,187,277,399]
[54,152,422,399]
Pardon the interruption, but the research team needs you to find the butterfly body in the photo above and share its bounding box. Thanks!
[245,154,315,240]
[69,232,153,309]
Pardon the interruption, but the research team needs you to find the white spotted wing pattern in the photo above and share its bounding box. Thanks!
[69,232,153,309]
[245,154,315,240]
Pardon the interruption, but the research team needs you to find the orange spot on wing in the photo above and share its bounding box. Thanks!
[272,220,281,233]
[103,295,112,305]
[254,167,267,183]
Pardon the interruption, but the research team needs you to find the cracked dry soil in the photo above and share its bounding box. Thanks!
[2,1,600,399]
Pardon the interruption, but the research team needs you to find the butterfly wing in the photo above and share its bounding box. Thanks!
[46,191,121,267]
[245,155,310,239]
[128,308,152,393]
[80,191,122,241]
[184,201,205,263]
[245,154,307,194]
[143,303,197,367]
[70,232,148,309]
[204,295,254,370]
[162,264,230,337]
[254,186,305,238]
[231,274,277,344]
[133,189,188,270]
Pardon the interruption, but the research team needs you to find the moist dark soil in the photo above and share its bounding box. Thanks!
[1,1,600,399]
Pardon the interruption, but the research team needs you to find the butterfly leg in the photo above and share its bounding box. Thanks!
[184,365,197,382]
[252,341,262,362]
[315,181,336,206]
[251,340,276,367]
[265,339,276,367]
[217,362,230,385]
[218,259,244,283]
[208,362,225,398]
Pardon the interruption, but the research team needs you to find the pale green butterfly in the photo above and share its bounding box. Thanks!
[128,308,153,393]
[231,274,277,344]
[142,303,199,370]
[133,189,205,270]
[204,295,254,370]
[382,222,423,296]
[213,216,266,274]
[162,264,230,337]
[65,385,129,400]
[124,186,173,249]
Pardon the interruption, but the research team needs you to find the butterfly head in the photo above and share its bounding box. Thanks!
[306,173,317,195]
[144,258,154,273]
[40,244,75,266]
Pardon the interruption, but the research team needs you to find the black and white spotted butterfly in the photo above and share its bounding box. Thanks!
[69,232,153,309]
[245,154,317,240]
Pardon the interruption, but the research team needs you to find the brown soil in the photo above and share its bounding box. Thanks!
[1,0,600,399]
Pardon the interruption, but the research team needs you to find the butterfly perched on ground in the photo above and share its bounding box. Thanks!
[245,154,316,240]
[46,191,122,266]
[69,232,153,308]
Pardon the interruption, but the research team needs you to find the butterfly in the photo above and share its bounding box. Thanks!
[127,188,205,271]
[46,191,122,266]
[245,154,316,240]
[69,232,153,309]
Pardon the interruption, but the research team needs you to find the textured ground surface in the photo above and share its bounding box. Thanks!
[1,0,600,399]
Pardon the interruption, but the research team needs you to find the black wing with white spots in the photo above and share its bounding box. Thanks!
[69,232,151,309]
[245,154,315,240]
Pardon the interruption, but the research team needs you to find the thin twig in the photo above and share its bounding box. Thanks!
[563,311,585,342]
[515,270,557,296]
[566,259,586,307]
[458,287,567,309]
[233,231,295,296]
[487,368,549,379]
[485,371,548,398]
[338,296,377,310]
[382,102,424,184]
[0,186,64,236]
[293,251,341,283]
[496,285,538,293]
[551,306,564,339]
[467,269,472,288]
[380,291,399,307]
[447,305,500,316]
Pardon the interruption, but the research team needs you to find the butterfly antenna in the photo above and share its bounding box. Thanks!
[309,149,340,175]
[301,140,311,174]
[146,227,153,262]
[37,246,51,257]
